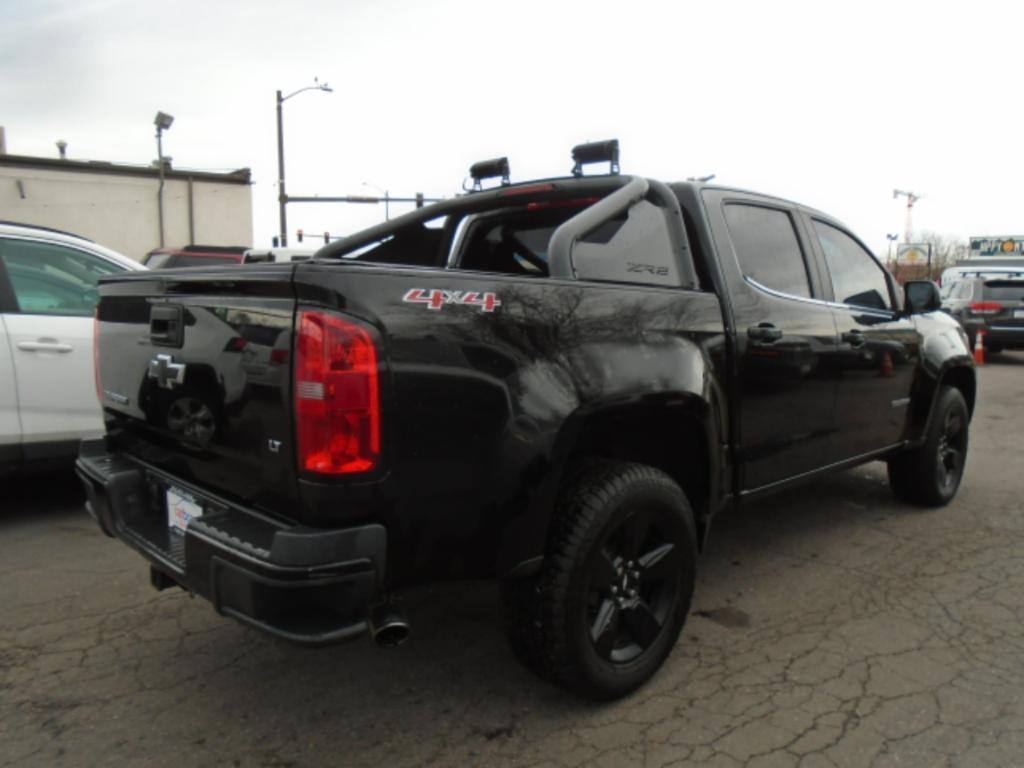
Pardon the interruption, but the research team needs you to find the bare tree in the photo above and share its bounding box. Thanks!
[909,231,970,278]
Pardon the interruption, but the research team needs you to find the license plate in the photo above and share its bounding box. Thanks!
[1014,310,1024,319]
[167,486,203,532]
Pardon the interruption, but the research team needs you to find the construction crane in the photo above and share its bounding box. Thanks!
[893,189,921,243]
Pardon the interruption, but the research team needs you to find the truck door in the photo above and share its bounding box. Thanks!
[703,190,840,491]
[805,217,919,460]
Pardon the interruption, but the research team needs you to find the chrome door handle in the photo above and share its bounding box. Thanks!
[747,324,783,343]
[17,340,74,353]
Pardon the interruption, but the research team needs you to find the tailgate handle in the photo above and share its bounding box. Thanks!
[150,305,184,347]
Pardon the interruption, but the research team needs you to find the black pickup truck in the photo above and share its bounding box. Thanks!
[78,144,975,700]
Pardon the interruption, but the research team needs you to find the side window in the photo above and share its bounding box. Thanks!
[723,204,812,298]
[568,200,684,288]
[0,238,121,316]
[813,221,893,311]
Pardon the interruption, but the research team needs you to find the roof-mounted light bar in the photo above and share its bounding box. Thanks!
[571,139,619,177]
[468,156,510,191]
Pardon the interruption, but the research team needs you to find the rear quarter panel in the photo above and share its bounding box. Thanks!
[294,263,727,584]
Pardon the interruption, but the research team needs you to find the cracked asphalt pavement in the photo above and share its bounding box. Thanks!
[3,356,1024,768]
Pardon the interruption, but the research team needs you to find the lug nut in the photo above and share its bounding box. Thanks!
[611,586,619,595]
[629,589,637,598]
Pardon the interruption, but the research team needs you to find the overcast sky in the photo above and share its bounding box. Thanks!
[2,0,1021,255]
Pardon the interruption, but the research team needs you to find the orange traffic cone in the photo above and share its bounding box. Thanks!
[973,330,986,366]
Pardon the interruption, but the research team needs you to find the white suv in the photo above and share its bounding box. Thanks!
[0,222,145,471]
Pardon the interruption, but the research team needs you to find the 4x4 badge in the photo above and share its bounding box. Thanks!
[147,353,186,390]
[402,288,501,313]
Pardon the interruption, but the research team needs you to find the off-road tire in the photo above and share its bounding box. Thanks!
[888,385,969,507]
[530,460,697,700]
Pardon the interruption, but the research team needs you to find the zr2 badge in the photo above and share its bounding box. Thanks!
[402,288,501,313]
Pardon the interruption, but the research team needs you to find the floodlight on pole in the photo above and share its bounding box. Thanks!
[154,111,175,248]
[893,189,921,244]
[276,78,333,247]
[154,111,174,131]
[886,233,899,268]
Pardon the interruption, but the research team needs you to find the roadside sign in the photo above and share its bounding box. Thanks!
[970,236,1024,258]
[897,243,931,266]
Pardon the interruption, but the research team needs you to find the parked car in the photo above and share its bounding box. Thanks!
[0,222,145,473]
[142,245,262,268]
[78,145,975,700]
[942,275,1024,352]
[939,264,1024,299]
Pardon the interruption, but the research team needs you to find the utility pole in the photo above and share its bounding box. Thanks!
[276,78,333,248]
[276,90,286,247]
[892,189,921,243]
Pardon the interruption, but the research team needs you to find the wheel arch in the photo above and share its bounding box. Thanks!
[497,392,721,579]
[561,396,717,539]
[907,362,976,447]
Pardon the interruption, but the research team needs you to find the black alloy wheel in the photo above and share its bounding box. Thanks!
[585,507,682,664]
[527,461,696,700]
[888,385,969,507]
[935,405,967,496]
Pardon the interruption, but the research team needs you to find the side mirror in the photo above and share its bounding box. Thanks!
[904,280,941,314]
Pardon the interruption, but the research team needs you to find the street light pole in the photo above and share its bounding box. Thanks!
[362,182,391,220]
[157,129,165,247]
[154,111,174,248]
[276,90,287,247]
[276,78,332,247]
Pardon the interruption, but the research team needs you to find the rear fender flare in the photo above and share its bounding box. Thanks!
[496,391,721,578]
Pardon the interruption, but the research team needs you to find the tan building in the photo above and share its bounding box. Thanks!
[0,145,253,262]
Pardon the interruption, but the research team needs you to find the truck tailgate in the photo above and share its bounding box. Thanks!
[96,266,299,517]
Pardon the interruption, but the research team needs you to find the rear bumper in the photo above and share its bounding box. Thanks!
[76,439,386,645]
[983,326,1024,349]
[963,320,1024,349]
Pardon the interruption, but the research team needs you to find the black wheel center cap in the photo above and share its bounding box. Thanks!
[611,560,641,603]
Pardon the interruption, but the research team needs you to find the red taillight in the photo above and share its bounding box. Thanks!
[970,301,1003,315]
[223,337,249,352]
[93,310,102,405]
[294,310,380,475]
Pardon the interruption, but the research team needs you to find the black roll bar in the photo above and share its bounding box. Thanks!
[547,176,699,291]
[548,177,648,279]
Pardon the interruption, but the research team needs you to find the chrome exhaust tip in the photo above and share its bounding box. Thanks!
[369,601,410,648]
